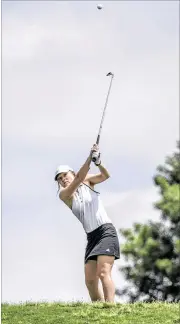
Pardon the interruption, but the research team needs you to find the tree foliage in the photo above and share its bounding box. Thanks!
[116,141,180,302]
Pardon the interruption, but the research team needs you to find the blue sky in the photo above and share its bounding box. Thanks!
[2,1,179,303]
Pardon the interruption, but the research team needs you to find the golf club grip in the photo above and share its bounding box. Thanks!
[91,135,100,162]
[96,135,100,145]
[92,151,99,162]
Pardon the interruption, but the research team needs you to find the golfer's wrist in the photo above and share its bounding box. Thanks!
[87,155,92,164]
[95,160,101,166]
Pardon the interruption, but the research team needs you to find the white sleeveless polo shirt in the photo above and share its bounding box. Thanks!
[72,183,112,233]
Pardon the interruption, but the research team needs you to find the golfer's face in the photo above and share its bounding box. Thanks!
[57,171,74,187]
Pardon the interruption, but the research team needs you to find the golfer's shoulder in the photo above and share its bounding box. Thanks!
[85,174,95,181]
[59,190,73,208]
[84,175,95,189]
[59,188,67,201]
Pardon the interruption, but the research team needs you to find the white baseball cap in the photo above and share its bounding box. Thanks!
[54,165,74,181]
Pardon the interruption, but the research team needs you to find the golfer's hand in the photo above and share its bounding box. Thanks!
[92,144,99,153]
[90,144,101,166]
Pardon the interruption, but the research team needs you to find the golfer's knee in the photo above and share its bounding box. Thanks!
[97,268,110,281]
[85,278,96,288]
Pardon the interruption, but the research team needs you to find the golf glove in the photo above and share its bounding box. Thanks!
[92,150,101,166]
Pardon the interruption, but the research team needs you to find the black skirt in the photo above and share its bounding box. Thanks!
[85,223,120,264]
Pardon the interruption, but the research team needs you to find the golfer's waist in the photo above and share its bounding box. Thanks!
[85,221,113,236]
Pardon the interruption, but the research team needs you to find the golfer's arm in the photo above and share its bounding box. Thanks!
[60,156,92,200]
[86,163,110,185]
[98,163,110,179]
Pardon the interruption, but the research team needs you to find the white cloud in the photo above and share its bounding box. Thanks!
[105,187,160,230]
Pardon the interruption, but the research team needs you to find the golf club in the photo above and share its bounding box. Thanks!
[92,72,114,163]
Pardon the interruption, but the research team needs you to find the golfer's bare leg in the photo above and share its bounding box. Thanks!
[85,260,104,302]
[97,255,115,303]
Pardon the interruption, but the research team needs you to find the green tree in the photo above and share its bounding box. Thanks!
[116,141,180,302]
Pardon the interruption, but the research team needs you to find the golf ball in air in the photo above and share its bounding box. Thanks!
[97,4,103,10]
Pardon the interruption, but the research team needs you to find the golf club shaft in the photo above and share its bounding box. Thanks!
[92,73,114,163]
[96,74,114,145]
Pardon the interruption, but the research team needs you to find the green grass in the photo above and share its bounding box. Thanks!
[1,301,180,324]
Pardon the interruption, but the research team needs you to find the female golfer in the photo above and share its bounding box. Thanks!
[54,144,120,302]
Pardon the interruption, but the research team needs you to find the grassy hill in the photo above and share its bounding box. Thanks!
[1,301,179,324]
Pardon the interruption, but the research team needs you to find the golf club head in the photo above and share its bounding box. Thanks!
[106,72,114,77]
